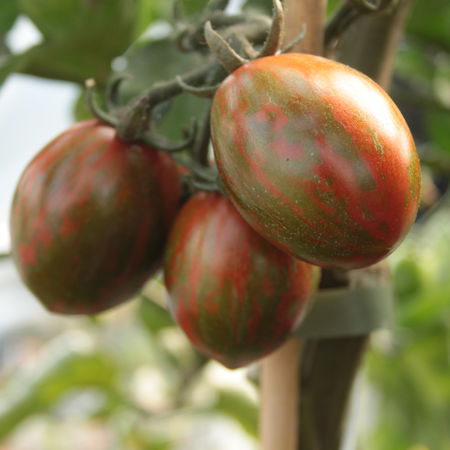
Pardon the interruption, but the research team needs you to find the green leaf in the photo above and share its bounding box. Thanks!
[139,295,174,335]
[0,0,19,36]
[73,88,93,121]
[119,37,208,139]
[134,0,172,39]
[407,0,450,50]
[243,0,272,14]
[18,0,138,84]
[0,346,117,439]
[393,258,423,299]
[19,41,115,84]
[19,0,136,42]
[0,49,31,85]
[181,0,211,16]
[426,109,450,153]
[214,389,258,437]
[326,0,341,16]
[395,40,436,87]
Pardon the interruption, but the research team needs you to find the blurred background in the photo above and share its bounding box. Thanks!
[0,0,449,449]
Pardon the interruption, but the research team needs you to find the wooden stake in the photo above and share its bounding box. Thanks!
[260,338,302,450]
[259,1,326,449]
[283,0,327,55]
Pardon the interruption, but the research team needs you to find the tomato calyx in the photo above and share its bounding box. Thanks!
[85,77,221,194]
[85,78,196,152]
[203,0,288,74]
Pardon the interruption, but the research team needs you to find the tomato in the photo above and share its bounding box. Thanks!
[164,192,319,369]
[10,120,182,315]
[211,53,421,269]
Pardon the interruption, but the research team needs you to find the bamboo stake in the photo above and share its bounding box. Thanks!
[283,0,327,55]
[260,338,302,450]
[259,2,327,449]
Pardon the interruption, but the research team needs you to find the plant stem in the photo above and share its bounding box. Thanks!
[260,338,302,450]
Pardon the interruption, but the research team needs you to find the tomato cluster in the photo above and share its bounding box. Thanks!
[10,53,420,368]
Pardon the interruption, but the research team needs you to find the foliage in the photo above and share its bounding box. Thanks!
[0,283,258,448]
[362,204,450,450]
[0,0,450,448]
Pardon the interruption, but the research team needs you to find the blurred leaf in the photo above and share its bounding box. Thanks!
[214,389,258,437]
[19,0,136,43]
[119,37,208,139]
[0,50,30,85]
[407,0,450,50]
[245,0,340,16]
[139,295,174,335]
[73,88,94,121]
[134,0,172,38]
[426,108,450,154]
[395,41,436,87]
[20,41,115,84]
[366,207,450,450]
[326,0,342,16]
[393,258,423,299]
[181,0,211,16]
[0,0,19,35]
[243,0,272,14]
[0,345,117,439]
[18,0,139,84]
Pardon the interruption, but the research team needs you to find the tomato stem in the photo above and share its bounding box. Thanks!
[84,79,118,128]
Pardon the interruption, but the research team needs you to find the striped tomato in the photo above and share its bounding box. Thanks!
[164,192,319,369]
[211,53,421,269]
[10,120,181,314]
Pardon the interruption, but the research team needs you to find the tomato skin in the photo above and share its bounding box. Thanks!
[164,192,319,369]
[211,53,421,269]
[10,120,182,315]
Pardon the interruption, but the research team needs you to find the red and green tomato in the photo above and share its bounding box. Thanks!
[164,192,319,369]
[11,120,182,314]
[211,53,421,269]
